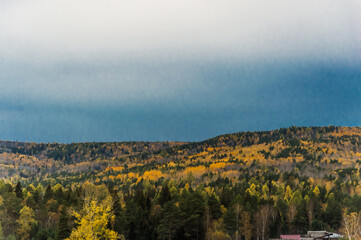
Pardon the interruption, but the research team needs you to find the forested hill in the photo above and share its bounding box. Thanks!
[1,126,361,185]
[2,126,361,239]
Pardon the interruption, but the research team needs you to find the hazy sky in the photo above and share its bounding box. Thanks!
[0,0,361,142]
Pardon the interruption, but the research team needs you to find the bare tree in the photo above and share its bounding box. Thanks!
[255,204,271,240]
[342,211,361,240]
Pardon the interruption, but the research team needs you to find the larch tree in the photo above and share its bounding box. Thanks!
[16,206,37,240]
[66,196,118,240]
[66,183,119,240]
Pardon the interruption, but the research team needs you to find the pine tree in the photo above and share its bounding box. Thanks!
[44,184,54,203]
[159,185,172,206]
[180,188,205,240]
[2,192,21,236]
[157,201,181,240]
[15,182,22,199]
[57,207,71,240]
[125,198,137,240]
[224,205,238,236]
[134,206,150,240]
[111,192,126,236]
[220,186,232,208]
[324,193,342,230]
[294,199,309,233]
[208,194,222,220]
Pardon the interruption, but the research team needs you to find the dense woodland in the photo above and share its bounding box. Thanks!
[1,126,361,239]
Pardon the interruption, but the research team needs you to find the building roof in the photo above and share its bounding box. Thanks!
[307,231,344,239]
[281,235,301,240]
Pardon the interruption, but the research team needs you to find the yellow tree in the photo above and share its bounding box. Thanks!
[284,186,293,201]
[342,211,361,240]
[16,206,37,240]
[66,183,119,240]
[208,230,231,240]
[240,211,252,240]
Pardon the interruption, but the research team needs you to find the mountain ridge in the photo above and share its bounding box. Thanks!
[1,125,361,186]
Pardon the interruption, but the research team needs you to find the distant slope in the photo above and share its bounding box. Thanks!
[1,126,361,186]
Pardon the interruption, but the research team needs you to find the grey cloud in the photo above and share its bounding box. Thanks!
[0,0,361,142]
[0,0,360,62]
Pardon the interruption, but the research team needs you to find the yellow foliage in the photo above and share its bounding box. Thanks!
[116,174,126,180]
[183,165,207,179]
[66,198,118,240]
[284,186,293,201]
[195,152,208,157]
[355,185,361,196]
[168,161,176,168]
[246,183,258,197]
[313,186,320,197]
[104,166,124,172]
[16,206,37,240]
[208,229,231,240]
[142,170,164,181]
[127,172,138,179]
[222,170,240,179]
[209,162,227,171]
[67,183,118,240]
[341,211,361,240]
[309,177,315,185]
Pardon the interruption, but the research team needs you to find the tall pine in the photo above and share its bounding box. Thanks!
[57,207,71,240]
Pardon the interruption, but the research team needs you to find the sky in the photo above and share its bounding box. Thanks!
[0,0,361,143]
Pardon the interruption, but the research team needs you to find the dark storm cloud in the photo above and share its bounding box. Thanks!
[1,60,360,143]
[0,0,360,142]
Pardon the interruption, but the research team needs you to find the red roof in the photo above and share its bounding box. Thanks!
[281,235,301,240]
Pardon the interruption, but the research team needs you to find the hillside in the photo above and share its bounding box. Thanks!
[1,126,361,239]
[1,126,361,186]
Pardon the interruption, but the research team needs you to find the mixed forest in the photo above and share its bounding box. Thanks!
[1,126,361,239]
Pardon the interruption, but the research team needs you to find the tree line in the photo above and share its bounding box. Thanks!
[0,172,360,240]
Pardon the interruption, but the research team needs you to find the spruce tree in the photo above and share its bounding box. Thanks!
[224,205,238,236]
[57,207,71,240]
[182,189,205,240]
[157,201,181,240]
[294,199,309,233]
[112,192,126,236]
[43,184,54,203]
[15,182,22,199]
[208,194,222,219]
[159,185,172,206]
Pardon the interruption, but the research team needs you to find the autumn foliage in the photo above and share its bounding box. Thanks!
[0,126,360,239]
